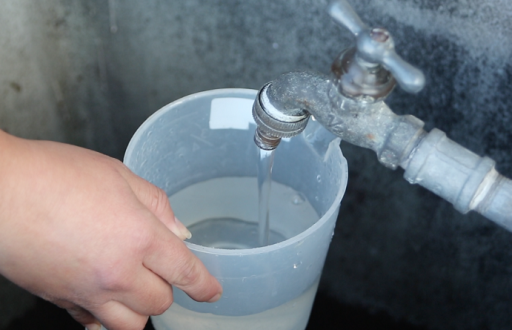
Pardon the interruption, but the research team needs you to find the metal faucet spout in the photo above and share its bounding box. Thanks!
[251,72,328,150]
[251,0,512,231]
[254,71,425,170]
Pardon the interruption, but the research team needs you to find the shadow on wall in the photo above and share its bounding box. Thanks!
[0,276,35,328]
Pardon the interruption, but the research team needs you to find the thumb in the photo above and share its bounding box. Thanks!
[119,167,192,240]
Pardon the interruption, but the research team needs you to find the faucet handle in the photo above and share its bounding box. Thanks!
[328,0,368,36]
[328,0,425,94]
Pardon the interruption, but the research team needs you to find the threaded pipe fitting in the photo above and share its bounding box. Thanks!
[252,83,310,140]
[254,127,281,150]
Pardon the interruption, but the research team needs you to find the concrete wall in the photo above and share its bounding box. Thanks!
[1,0,512,329]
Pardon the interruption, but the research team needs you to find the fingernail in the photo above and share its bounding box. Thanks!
[175,216,192,240]
[85,322,102,330]
[208,292,222,303]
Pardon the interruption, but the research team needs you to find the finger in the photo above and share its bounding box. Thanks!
[144,230,222,303]
[116,266,174,316]
[93,300,148,330]
[119,167,192,240]
[68,310,99,329]
[65,304,101,329]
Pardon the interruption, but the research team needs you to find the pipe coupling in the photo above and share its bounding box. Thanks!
[252,83,310,139]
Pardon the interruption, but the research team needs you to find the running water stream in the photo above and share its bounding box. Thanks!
[257,149,275,247]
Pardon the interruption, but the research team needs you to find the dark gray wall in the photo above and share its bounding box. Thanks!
[1,0,512,329]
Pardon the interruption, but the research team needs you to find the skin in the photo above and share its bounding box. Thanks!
[0,130,222,330]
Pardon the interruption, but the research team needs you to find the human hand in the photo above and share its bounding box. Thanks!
[0,131,222,330]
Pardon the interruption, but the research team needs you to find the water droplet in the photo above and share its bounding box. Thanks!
[316,175,322,182]
[291,193,305,205]
[293,264,298,269]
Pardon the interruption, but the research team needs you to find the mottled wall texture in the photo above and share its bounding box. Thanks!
[1,0,511,329]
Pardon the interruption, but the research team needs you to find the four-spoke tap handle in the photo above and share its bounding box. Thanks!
[328,0,425,93]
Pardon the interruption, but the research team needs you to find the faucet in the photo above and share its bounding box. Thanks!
[252,0,512,231]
